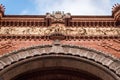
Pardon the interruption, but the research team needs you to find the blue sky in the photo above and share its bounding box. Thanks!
[0,0,120,15]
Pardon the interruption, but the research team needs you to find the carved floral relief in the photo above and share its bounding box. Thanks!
[0,41,15,50]
[0,24,120,36]
[99,40,120,52]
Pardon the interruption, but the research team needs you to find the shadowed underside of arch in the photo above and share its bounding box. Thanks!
[0,42,120,80]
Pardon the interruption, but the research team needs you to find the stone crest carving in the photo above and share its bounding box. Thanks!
[46,11,71,22]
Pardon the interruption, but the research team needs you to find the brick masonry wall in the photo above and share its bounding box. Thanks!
[0,39,120,58]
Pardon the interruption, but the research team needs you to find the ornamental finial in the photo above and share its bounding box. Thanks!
[0,4,5,18]
[112,3,120,14]
[112,3,120,20]
[0,4,5,13]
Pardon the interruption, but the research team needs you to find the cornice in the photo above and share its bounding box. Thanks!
[3,15,46,18]
[0,20,118,27]
[0,15,115,21]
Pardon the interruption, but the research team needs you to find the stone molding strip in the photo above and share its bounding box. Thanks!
[0,42,119,78]
[0,35,119,41]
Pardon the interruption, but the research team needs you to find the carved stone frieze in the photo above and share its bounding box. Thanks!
[0,24,120,37]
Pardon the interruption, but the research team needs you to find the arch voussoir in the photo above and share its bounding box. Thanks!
[0,43,119,80]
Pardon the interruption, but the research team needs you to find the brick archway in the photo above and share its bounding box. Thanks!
[0,42,120,80]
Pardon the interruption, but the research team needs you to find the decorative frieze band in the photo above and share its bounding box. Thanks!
[0,24,120,37]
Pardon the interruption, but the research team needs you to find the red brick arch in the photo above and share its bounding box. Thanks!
[0,43,120,80]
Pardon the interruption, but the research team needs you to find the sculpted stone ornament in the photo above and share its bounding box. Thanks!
[99,41,120,52]
[0,41,15,50]
[0,24,120,37]
[49,24,66,40]
[0,4,5,18]
[46,11,71,22]
[112,3,120,20]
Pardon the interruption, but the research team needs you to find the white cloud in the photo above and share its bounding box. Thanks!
[34,0,112,15]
